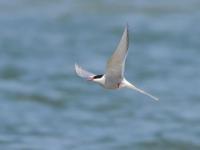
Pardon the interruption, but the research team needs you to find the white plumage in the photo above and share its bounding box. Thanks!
[75,25,158,101]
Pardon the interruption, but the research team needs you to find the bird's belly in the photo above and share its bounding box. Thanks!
[104,84,119,89]
[104,79,120,89]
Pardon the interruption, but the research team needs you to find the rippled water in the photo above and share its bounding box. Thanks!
[0,0,200,150]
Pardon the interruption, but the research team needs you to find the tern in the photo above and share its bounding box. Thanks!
[75,25,159,101]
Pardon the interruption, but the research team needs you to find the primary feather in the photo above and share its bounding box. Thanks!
[75,63,95,80]
[105,24,129,87]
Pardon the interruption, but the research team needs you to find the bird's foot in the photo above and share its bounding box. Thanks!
[117,83,120,88]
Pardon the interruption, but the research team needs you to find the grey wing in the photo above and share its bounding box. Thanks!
[75,63,95,80]
[105,24,129,84]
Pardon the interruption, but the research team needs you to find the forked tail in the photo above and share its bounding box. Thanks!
[122,79,159,101]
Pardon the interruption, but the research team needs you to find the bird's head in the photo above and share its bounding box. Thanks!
[88,74,105,85]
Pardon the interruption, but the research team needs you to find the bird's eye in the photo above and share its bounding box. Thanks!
[93,74,103,79]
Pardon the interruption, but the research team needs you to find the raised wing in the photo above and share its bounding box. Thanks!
[105,25,129,84]
[75,63,95,80]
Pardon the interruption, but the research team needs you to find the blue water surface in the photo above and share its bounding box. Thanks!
[0,0,200,150]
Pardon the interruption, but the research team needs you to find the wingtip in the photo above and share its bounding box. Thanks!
[74,63,81,75]
[74,63,77,69]
[75,63,80,69]
[124,23,129,32]
[125,23,129,29]
[74,63,78,73]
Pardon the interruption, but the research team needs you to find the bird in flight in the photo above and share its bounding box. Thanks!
[75,25,159,101]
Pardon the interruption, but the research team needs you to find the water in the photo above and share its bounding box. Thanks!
[0,0,200,149]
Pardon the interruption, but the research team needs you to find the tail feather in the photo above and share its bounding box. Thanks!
[130,85,159,101]
[122,79,159,101]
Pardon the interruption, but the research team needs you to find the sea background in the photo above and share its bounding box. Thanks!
[0,0,200,150]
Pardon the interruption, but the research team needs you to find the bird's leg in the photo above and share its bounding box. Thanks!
[117,83,120,88]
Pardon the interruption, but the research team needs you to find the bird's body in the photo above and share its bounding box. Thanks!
[75,25,159,101]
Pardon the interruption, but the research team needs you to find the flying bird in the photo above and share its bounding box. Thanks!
[75,25,159,101]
